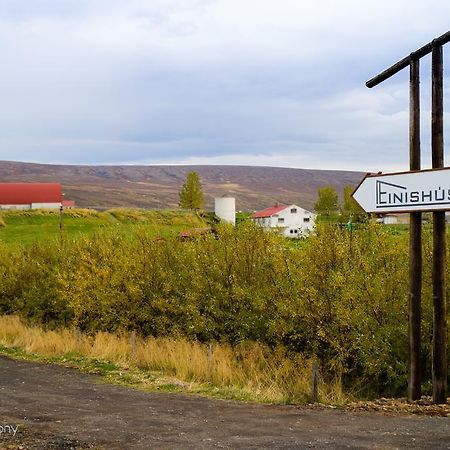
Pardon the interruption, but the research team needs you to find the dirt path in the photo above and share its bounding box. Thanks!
[0,356,448,449]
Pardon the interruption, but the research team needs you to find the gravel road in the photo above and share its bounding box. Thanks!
[0,356,448,449]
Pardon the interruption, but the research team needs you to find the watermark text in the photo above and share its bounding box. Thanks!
[0,424,19,437]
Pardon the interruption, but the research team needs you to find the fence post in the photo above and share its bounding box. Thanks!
[311,362,319,403]
[207,343,213,378]
[130,331,137,359]
[75,327,81,344]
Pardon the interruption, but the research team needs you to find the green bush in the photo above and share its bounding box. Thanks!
[0,221,447,397]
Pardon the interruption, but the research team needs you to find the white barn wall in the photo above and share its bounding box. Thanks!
[31,202,62,209]
[0,204,31,210]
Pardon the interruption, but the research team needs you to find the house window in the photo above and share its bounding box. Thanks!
[290,229,294,234]
[303,217,310,223]
[290,208,297,214]
[278,217,285,224]
[294,229,298,233]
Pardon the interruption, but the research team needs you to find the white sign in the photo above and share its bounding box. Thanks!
[352,167,450,213]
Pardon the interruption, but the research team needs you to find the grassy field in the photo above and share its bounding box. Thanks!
[0,208,208,245]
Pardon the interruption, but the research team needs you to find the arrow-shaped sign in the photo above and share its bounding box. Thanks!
[352,167,450,213]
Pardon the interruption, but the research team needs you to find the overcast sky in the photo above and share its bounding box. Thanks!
[0,0,449,171]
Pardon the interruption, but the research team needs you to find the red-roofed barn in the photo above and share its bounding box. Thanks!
[0,183,65,210]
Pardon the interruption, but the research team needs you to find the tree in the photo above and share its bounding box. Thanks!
[341,185,366,222]
[314,186,338,218]
[179,171,204,210]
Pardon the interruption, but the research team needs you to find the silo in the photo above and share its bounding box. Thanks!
[214,197,236,226]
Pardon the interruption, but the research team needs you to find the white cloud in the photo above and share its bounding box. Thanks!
[0,0,450,170]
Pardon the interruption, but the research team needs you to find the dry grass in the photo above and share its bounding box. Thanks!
[0,315,349,404]
[106,208,205,227]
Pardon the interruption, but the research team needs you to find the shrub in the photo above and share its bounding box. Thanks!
[0,221,447,396]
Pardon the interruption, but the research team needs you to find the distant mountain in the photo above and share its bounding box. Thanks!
[0,161,365,211]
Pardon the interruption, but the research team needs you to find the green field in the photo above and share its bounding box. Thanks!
[0,208,208,245]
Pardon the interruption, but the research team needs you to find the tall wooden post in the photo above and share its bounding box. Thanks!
[431,44,447,404]
[366,31,450,404]
[408,57,422,401]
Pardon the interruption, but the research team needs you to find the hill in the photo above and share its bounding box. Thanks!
[0,161,364,211]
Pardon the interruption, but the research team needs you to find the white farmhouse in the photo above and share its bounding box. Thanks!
[251,203,316,237]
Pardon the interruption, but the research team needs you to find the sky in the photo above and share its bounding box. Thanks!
[0,0,449,172]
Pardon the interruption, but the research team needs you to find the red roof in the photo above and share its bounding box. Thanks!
[252,204,288,219]
[0,183,62,205]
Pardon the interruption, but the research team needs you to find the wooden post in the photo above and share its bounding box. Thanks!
[75,327,82,343]
[408,57,422,401]
[431,44,447,404]
[366,30,450,88]
[130,331,137,358]
[311,362,319,403]
[207,343,213,378]
[367,32,450,404]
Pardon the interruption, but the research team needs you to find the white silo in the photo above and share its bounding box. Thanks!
[214,197,236,226]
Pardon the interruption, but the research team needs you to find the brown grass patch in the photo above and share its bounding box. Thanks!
[0,315,348,404]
